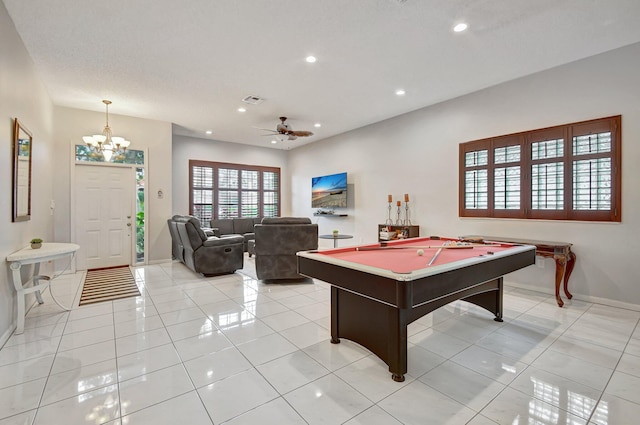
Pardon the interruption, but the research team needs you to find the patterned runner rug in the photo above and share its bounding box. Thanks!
[79,266,140,305]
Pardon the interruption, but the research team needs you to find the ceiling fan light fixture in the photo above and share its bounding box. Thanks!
[256,116,314,142]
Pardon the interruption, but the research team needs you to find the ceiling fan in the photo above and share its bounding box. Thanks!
[256,117,314,141]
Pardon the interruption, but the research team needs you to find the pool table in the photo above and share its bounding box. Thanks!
[297,236,536,382]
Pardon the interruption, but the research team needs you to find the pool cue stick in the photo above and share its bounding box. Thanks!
[427,248,443,266]
[355,244,501,251]
[356,245,471,251]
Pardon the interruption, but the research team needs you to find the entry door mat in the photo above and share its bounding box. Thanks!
[79,266,141,305]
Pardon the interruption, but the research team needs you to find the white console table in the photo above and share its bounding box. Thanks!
[6,243,79,334]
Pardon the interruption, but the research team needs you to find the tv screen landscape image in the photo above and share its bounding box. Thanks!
[312,172,347,208]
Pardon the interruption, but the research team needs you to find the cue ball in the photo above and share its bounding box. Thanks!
[417,249,424,256]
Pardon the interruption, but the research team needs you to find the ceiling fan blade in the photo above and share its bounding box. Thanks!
[253,126,277,133]
[291,130,313,137]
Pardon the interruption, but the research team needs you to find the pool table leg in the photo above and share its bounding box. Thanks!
[462,277,503,322]
[392,373,405,382]
[330,286,341,344]
[329,285,408,382]
[388,307,408,382]
[494,277,503,322]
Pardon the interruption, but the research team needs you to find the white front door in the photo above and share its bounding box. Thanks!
[74,164,134,270]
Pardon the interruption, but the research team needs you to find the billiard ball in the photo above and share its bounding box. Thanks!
[417,249,424,256]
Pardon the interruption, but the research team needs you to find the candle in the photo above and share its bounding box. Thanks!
[388,194,392,203]
[404,193,409,202]
[396,200,401,206]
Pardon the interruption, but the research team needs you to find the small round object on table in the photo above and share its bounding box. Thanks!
[417,249,424,256]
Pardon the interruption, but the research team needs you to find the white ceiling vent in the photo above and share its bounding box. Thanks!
[242,95,265,105]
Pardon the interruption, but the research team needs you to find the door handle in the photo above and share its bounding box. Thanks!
[127,223,132,227]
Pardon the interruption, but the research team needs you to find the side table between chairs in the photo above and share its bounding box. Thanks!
[319,234,353,248]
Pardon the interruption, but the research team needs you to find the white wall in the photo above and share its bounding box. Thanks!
[3,0,637,347]
[53,106,174,264]
[289,42,640,309]
[0,2,55,342]
[172,135,290,217]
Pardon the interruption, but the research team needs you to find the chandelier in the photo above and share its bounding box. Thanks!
[82,100,131,161]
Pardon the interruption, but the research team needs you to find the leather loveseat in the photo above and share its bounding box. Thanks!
[168,215,244,276]
[253,217,318,280]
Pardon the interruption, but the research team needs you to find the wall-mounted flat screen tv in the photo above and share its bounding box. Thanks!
[312,172,347,208]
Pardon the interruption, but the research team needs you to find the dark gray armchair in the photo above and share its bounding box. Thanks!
[172,216,244,276]
[167,215,184,262]
[254,217,318,280]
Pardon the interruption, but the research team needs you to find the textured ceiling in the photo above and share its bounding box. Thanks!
[4,0,640,149]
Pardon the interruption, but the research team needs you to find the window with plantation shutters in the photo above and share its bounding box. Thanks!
[464,149,488,210]
[191,166,214,222]
[459,116,621,222]
[493,144,521,211]
[262,171,279,217]
[189,161,280,222]
[572,132,612,211]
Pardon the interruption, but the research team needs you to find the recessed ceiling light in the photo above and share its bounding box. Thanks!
[271,140,278,144]
[395,89,406,96]
[237,107,246,112]
[314,123,321,128]
[453,23,468,32]
[205,130,213,135]
[306,55,317,63]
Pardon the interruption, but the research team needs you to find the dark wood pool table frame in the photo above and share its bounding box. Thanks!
[297,241,535,382]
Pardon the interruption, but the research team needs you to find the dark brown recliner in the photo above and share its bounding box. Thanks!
[254,217,318,280]
[173,216,244,276]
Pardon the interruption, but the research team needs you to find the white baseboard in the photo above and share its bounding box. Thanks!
[145,258,173,265]
[505,280,640,312]
[0,322,16,349]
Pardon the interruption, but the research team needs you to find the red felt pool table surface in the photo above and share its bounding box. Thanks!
[304,237,516,280]
[310,237,516,275]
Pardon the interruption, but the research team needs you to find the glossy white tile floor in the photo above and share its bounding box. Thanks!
[1,255,639,424]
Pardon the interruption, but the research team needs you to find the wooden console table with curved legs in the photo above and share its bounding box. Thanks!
[462,236,575,307]
[6,243,80,334]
